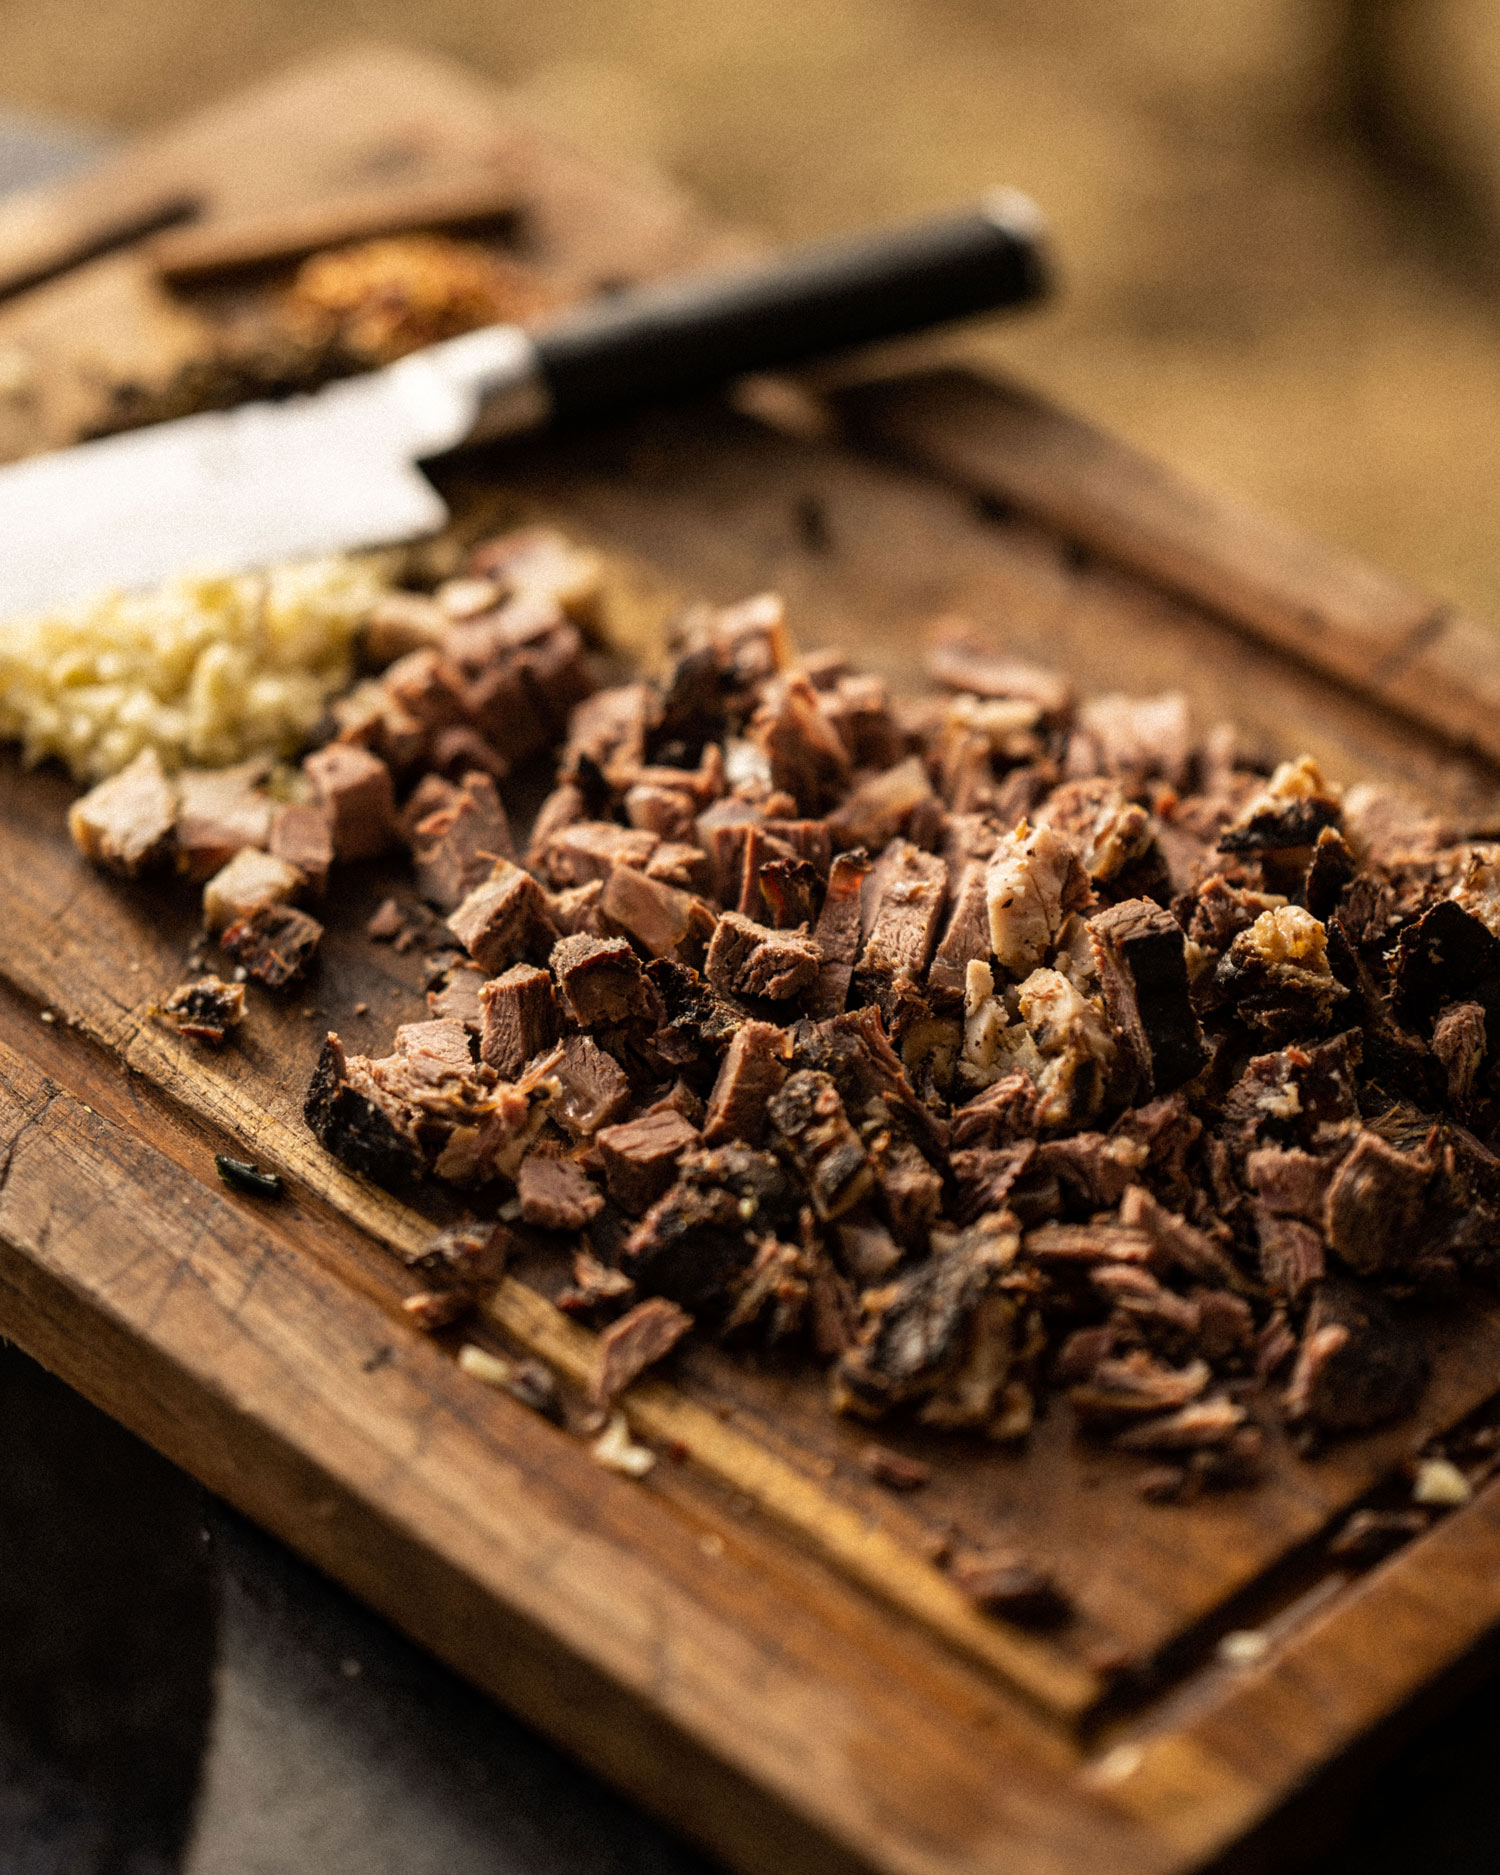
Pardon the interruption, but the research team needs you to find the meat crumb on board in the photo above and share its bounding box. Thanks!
[59,525,1500,1627]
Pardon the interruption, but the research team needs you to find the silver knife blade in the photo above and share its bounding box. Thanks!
[0,325,545,618]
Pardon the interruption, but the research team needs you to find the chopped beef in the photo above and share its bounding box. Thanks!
[410,771,513,911]
[853,839,948,1022]
[549,1034,634,1138]
[599,864,715,962]
[706,911,821,1002]
[948,1548,1071,1627]
[175,761,273,881]
[590,1296,694,1404]
[269,802,333,896]
[703,1020,790,1145]
[447,861,557,973]
[551,933,662,1030]
[517,1151,603,1231]
[1433,1001,1487,1107]
[157,975,245,1046]
[769,1071,874,1220]
[596,1108,701,1214]
[1323,1129,1433,1275]
[303,743,396,860]
[478,964,559,1078]
[220,903,324,987]
[1285,1280,1430,1434]
[68,748,177,876]
[1088,898,1206,1096]
[258,538,1500,1505]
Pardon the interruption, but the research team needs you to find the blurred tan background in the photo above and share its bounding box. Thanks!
[3,0,1500,615]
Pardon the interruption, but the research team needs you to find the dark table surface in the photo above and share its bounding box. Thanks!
[2,116,1499,1875]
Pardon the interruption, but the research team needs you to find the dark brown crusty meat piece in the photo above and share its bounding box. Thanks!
[447,861,557,974]
[1214,905,1349,1040]
[410,771,513,911]
[768,1070,873,1221]
[646,959,745,1069]
[702,1020,790,1146]
[269,801,333,896]
[303,742,395,860]
[478,964,558,1078]
[551,933,663,1030]
[590,1297,694,1404]
[1390,900,1500,1041]
[595,1108,701,1214]
[1323,1129,1433,1276]
[1220,1031,1363,1163]
[157,975,245,1046]
[620,1145,796,1319]
[516,1151,603,1230]
[705,911,820,1002]
[1285,1280,1430,1434]
[1087,898,1206,1097]
[305,1033,426,1186]
[751,672,851,812]
[948,1549,1071,1628]
[220,903,324,988]
[68,748,177,876]
[833,1213,1030,1432]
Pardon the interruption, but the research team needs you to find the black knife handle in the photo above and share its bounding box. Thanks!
[530,189,1049,424]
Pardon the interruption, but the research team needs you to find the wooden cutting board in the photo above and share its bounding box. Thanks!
[3,43,1500,1875]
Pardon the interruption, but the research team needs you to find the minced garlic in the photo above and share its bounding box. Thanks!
[0,556,390,782]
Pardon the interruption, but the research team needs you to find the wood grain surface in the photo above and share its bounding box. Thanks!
[2,46,1500,1875]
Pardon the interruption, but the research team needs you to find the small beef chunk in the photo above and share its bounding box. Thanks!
[157,975,245,1046]
[516,1152,603,1230]
[202,847,304,934]
[478,964,558,1077]
[1253,1210,1325,1303]
[1433,1001,1488,1107]
[551,932,663,1030]
[549,1034,634,1138]
[303,743,395,860]
[1066,1352,1211,1424]
[620,1186,757,1317]
[928,861,991,1007]
[426,960,487,1031]
[599,865,715,962]
[1118,1185,1240,1285]
[750,672,851,813]
[305,1033,424,1185]
[703,1021,791,1145]
[852,839,948,1020]
[68,748,177,876]
[1030,1133,1141,1211]
[808,847,872,1018]
[826,755,936,851]
[269,801,333,896]
[1088,898,1206,1096]
[768,1070,873,1221]
[1285,1280,1430,1434]
[1220,1030,1363,1161]
[447,861,557,974]
[1245,1146,1336,1222]
[705,911,820,1002]
[951,1142,1037,1225]
[924,619,1072,720]
[175,761,273,880]
[596,1109,701,1214]
[590,1297,694,1404]
[1324,1130,1433,1276]
[220,904,324,987]
[538,820,659,888]
[1218,755,1341,854]
[757,856,820,930]
[1391,899,1500,1041]
[833,1214,1028,1432]
[1214,906,1348,1039]
[1304,826,1358,920]
[411,772,513,911]
[950,1073,1040,1149]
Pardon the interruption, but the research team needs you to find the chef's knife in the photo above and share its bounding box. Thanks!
[0,188,1048,619]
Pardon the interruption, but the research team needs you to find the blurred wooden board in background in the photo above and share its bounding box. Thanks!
[3,43,1500,1875]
